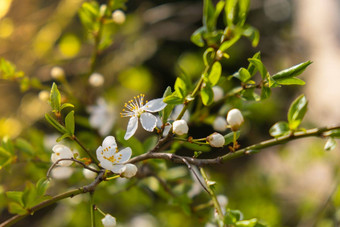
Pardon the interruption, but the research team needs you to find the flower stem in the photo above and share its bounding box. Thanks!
[73,136,99,165]
[200,167,224,227]
[90,192,96,227]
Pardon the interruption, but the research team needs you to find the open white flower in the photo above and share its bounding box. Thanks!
[51,166,74,180]
[51,144,74,166]
[101,214,117,227]
[87,98,116,136]
[96,136,132,173]
[121,94,167,140]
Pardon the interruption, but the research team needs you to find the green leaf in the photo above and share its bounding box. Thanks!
[60,103,74,111]
[8,202,27,215]
[203,0,216,32]
[143,136,158,153]
[272,61,311,81]
[208,61,222,86]
[22,182,37,208]
[15,138,35,156]
[50,83,61,113]
[65,111,75,135]
[248,58,267,80]
[260,86,271,100]
[269,121,290,137]
[225,209,244,224]
[224,131,240,145]
[161,87,175,124]
[236,218,266,227]
[163,92,183,105]
[273,77,305,86]
[325,129,340,138]
[36,178,50,196]
[182,142,211,152]
[243,26,260,47]
[235,67,252,82]
[201,83,214,106]
[174,77,187,98]
[240,88,260,101]
[247,52,261,76]
[191,27,206,47]
[45,113,68,134]
[78,2,100,31]
[6,191,24,207]
[56,133,72,142]
[287,94,308,130]
[324,137,336,151]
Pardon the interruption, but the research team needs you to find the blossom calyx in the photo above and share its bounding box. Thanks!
[207,132,225,148]
[120,163,138,178]
[226,108,244,131]
[172,120,189,135]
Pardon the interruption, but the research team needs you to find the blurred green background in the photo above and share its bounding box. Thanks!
[1,0,340,226]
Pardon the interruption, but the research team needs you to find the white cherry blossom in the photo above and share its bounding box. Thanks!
[227,108,244,131]
[51,144,74,166]
[119,163,138,178]
[121,94,167,140]
[51,166,74,179]
[213,116,228,132]
[87,98,116,136]
[96,136,132,173]
[112,10,126,24]
[173,119,189,135]
[207,132,225,148]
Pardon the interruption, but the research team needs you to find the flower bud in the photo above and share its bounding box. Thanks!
[213,116,227,132]
[172,120,189,135]
[88,72,104,87]
[120,164,138,178]
[216,50,223,60]
[112,10,126,24]
[212,86,224,102]
[83,164,98,179]
[38,90,50,102]
[101,214,117,227]
[226,108,244,131]
[207,132,225,148]
[50,66,65,80]
[99,4,107,17]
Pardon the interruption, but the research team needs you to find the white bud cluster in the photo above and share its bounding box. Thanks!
[207,132,225,148]
[172,120,189,135]
[50,66,65,80]
[112,10,126,24]
[226,108,244,131]
[120,164,138,178]
[88,72,104,87]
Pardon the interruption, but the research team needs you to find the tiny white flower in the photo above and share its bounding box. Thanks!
[51,166,74,179]
[112,10,126,24]
[101,214,117,227]
[121,94,167,140]
[212,86,224,102]
[83,164,98,179]
[207,132,225,148]
[88,72,104,87]
[227,108,244,131]
[96,136,132,173]
[38,90,50,102]
[50,66,65,80]
[120,163,138,178]
[213,116,228,132]
[172,119,189,135]
[51,144,74,166]
[87,98,116,136]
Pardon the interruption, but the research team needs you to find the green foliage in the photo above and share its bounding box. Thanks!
[287,94,308,130]
[50,83,61,113]
[272,61,311,85]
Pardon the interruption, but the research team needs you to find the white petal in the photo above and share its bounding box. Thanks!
[124,116,138,140]
[142,98,167,112]
[115,147,132,163]
[109,164,126,174]
[102,136,117,148]
[96,146,105,163]
[99,159,113,171]
[140,112,157,132]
